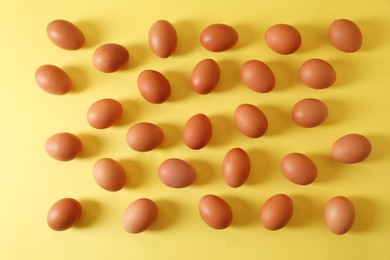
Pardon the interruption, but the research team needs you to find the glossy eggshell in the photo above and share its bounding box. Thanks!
[122,198,158,233]
[325,196,355,234]
[87,98,123,129]
[92,43,129,73]
[183,114,212,150]
[299,59,336,89]
[328,19,363,53]
[45,132,82,161]
[281,153,317,185]
[149,20,177,58]
[260,194,293,230]
[199,195,233,229]
[35,64,72,95]
[93,158,126,191]
[200,24,238,52]
[137,70,171,104]
[191,58,220,94]
[46,19,85,50]
[241,60,275,93]
[331,134,371,163]
[47,198,82,231]
[264,24,301,54]
[234,104,268,138]
[126,122,164,152]
[292,98,328,128]
[158,158,197,188]
[222,148,251,188]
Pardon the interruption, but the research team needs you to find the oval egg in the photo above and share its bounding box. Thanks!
[87,98,123,129]
[234,104,268,138]
[325,196,355,234]
[331,133,371,163]
[200,23,238,52]
[137,70,171,104]
[158,158,197,188]
[149,20,177,58]
[122,198,158,234]
[299,59,336,89]
[260,194,293,230]
[264,24,301,54]
[191,58,220,94]
[93,158,126,192]
[281,152,317,185]
[222,148,251,188]
[47,198,82,231]
[241,60,275,93]
[126,122,164,152]
[328,19,363,53]
[45,132,82,161]
[35,64,72,95]
[183,113,212,150]
[199,195,233,229]
[46,19,85,50]
[292,98,328,128]
[92,43,129,73]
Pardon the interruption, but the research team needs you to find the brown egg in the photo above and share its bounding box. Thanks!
[292,98,328,128]
[299,59,336,89]
[149,20,177,58]
[35,64,72,95]
[158,158,197,188]
[183,114,212,150]
[126,122,164,152]
[200,24,238,52]
[241,60,275,93]
[92,43,129,73]
[331,133,371,163]
[264,24,301,54]
[93,158,126,192]
[234,104,268,138]
[325,196,355,234]
[122,198,158,233]
[260,194,293,230]
[281,153,317,185]
[222,148,250,188]
[45,132,82,161]
[87,98,123,129]
[191,58,220,94]
[46,19,85,50]
[47,198,82,231]
[199,195,233,229]
[328,19,363,53]
[137,70,171,104]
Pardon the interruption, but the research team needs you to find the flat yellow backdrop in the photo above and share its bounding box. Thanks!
[1,0,390,259]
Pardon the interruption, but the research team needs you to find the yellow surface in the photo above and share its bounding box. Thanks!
[1,0,390,259]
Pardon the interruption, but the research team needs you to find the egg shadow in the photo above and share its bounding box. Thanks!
[288,194,316,228]
[115,99,141,127]
[63,65,88,93]
[215,59,241,93]
[246,149,270,185]
[321,99,348,127]
[159,123,182,149]
[260,104,290,136]
[232,24,257,50]
[164,70,192,102]
[357,19,385,51]
[78,133,102,158]
[366,134,390,162]
[350,196,376,233]
[125,44,148,69]
[330,59,355,87]
[174,20,199,56]
[189,159,217,186]
[224,195,256,227]
[118,159,144,189]
[76,20,101,49]
[297,24,328,53]
[208,114,235,147]
[76,199,101,228]
[267,60,297,92]
[150,199,179,231]
[308,153,340,183]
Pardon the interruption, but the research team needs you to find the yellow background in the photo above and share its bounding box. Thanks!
[1,0,390,259]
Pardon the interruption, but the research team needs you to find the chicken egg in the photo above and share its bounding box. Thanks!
[183,113,212,150]
[45,132,82,161]
[325,196,355,234]
[92,43,129,73]
[222,148,251,188]
[93,158,126,192]
[292,98,328,128]
[264,24,301,54]
[199,195,233,229]
[158,158,197,188]
[191,58,220,94]
[47,198,82,231]
[137,70,171,104]
[328,19,363,53]
[122,198,158,234]
[299,59,336,89]
[126,122,164,152]
[241,60,275,93]
[260,194,293,230]
[35,64,72,95]
[331,133,371,163]
[87,98,123,129]
[46,19,85,50]
[281,152,317,185]
[200,24,238,52]
[149,20,177,58]
[234,104,268,138]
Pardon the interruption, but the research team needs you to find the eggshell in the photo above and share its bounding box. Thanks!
[122,198,158,233]
[137,70,171,104]
[183,114,212,150]
[325,196,355,234]
[158,158,197,188]
[222,148,251,188]
[328,19,362,53]
[149,20,177,58]
[92,43,129,73]
[45,132,82,161]
[299,59,336,89]
[292,98,328,128]
[260,194,293,230]
[191,58,220,94]
[47,198,82,231]
[281,153,317,185]
[200,24,238,52]
[241,60,275,93]
[331,133,371,163]
[199,195,233,229]
[126,122,164,152]
[35,64,72,95]
[46,19,85,50]
[93,158,126,191]
[264,24,301,54]
[87,98,123,129]
[234,104,268,138]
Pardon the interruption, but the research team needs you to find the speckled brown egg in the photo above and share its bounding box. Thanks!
[45,132,82,161]
[87,98,123,129]
[126,122,164,152]
[47,198,82,231]
[46,19,85,50]
[92,43,129,73]
[158,158,197,188]
[328,19,363,53]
